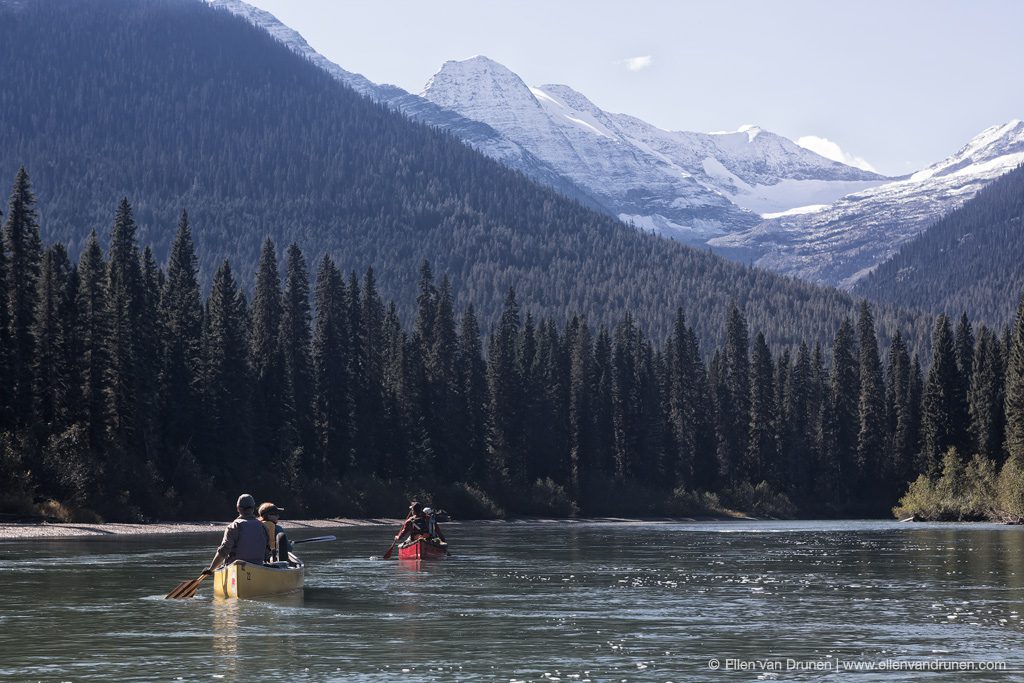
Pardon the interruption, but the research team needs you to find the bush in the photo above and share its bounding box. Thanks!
[438,482,505,519]
[515,477,579,517]
[893,448,998,521]
[997,458,1024,519]
[666,487,730,516]
[724,481,797,518]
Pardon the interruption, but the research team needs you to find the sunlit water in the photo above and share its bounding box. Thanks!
[3,520,1024,681]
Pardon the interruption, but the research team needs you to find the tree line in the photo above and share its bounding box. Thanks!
[2,170,1024,521]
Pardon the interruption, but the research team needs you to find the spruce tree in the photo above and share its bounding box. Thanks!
[77,231,111,455]
[249,238,286,474]
[747,331,776,484]
[33,244,75,430]
[488,288,524,485]
[720,304,750,485]
[969,326,1005,462]
[828,318,859,503]
[457,304,488,482]
[158,210,204,474]
[312,254,349,478]
[856,301,886,502]
[280,243,315,479]
[920,314,968,474]
[204,260,252,487]
[1005,292,1024,467]
[3,168,43,428]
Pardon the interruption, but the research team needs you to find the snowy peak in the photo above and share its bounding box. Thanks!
[422,56,540,113]
[912,119,1024,181]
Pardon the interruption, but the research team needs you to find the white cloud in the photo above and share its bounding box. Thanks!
[796,135,878,173]
[620,55,653,72]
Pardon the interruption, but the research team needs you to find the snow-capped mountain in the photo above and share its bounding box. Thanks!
[421,56,886,241]
[206,0,596,208]
[710,119,1024,288]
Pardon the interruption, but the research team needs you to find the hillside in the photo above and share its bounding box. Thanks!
[855,164,1024,328]
[0,0,926,348]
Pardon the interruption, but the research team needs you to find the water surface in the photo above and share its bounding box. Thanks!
[3,520,1024,681]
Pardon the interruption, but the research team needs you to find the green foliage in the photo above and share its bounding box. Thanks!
[724,481,798,519]
[894,449,998,521]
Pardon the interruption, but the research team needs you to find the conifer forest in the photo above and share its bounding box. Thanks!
[3,170,1024,522]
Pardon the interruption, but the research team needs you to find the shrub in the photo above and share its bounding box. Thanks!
[724,481,797,518]
[893,448,998,521]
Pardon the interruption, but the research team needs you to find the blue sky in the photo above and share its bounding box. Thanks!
[246,0,1024,176]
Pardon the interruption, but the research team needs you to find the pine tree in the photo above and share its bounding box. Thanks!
[204,260,252,487]
[667,310,696,487]
[920,314,969,474]
[158,210,204,476]
[968,326,1005,462]
[77,232,111,456]
[457,304,488,482]
[720,304,750,485]
[3,168,43,428]
[1005,292,1024,467]
[249,238,286,476]
[885,332,916,487]
[856,301,886,503]
[353,267,386,475]
[105,198,146,502]
[280,243,315,480]
[33,244,76,430]
[828,318,859,503]
[488,288,524,485]
[312,254,349,478]
[566,315,593,494]
[747,331,776,484]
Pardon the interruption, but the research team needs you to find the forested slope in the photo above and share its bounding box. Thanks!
[856,165,1024,328]
[0,0,928,349]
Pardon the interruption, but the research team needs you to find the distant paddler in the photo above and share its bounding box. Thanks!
[258,501,293,564]
[204,493,270,574]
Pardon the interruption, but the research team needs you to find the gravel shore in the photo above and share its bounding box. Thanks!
[0,517,403,540]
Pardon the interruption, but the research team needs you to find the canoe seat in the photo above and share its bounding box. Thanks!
[266,561,290,568]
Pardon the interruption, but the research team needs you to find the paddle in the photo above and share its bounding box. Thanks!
[382,538,398,560]
[292,535,336,545]
[165,572,209,600]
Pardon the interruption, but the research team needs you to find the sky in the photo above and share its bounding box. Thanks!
[245,0,1024,176]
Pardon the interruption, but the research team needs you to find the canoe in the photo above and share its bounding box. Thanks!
[397,537,448,560]
[213,553,304,598]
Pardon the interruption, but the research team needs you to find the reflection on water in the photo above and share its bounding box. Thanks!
[2,520,1024,681]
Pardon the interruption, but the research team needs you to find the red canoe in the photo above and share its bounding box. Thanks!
[397,537,449,560]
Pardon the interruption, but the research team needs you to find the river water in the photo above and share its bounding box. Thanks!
[3,520,1024,682]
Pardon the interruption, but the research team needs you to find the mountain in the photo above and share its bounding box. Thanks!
[853,163,1024,328]
[711,120,1024,288]
[0,0,931,351]
[205,0,598,210]
[420,56,885,242]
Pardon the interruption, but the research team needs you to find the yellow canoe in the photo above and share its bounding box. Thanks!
[213,553,304,599]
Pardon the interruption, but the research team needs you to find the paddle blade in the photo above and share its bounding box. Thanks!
[165,573,207,599]
[292,535,336,545]
[383,542,396,560]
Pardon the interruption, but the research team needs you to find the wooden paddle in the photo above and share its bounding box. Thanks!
[382,538,398,560]
[292,535,336,545]
[165,571,209,599]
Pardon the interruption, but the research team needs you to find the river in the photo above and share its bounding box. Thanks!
[2,520,1023,681]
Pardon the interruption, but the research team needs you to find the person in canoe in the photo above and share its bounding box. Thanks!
[258,501,293,564]
[394,500,429,543]
[422,507,446,543]
[203,493,270,575]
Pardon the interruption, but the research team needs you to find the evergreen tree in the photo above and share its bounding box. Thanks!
[885,332,916,488]
[3,168,43,427]
[566,315,593,494]
[856,301,886,503]
[353,267,386,475]
[747,331,776,484]
[280,243,315,480]
[312,255,349,478]
[968,326,1005,462]
[105,198,147,504]
[827,318,859,503]
[158,210,204,477]
[249,238,286,476]
[488,288,524,485]
[1005,292,1024,467]
[204,260,251,486]
[719,304,750,485]
[33,244,76,431]
[920,314,969,474]
[456,304,488,482]
[77,232,111,456]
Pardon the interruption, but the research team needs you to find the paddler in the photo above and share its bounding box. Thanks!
[203,493,270,575]
[393,500,429,544]
[258,501,292,564]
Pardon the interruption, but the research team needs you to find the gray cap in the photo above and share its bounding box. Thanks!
[236,493,256,510]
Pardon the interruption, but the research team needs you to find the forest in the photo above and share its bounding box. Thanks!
[856,163,1024,328]
[0,0,930,351]
[3,170,1023,522]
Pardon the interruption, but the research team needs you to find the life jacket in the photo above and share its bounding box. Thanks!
[425,513,437,537]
